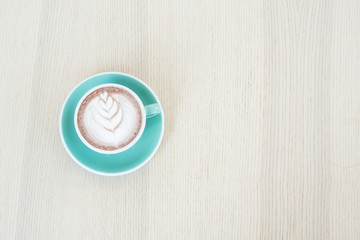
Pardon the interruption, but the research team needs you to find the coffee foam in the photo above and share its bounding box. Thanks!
[77,87,143,151]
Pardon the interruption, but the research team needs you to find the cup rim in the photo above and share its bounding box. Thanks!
[59,72,165,176]
[74,83,146,154]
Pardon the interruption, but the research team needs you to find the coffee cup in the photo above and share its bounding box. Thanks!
[74,83,160,154]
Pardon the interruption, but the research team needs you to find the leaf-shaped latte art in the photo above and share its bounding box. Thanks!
[93,91,123,133]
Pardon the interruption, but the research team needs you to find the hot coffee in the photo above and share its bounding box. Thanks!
[76,85,143,152]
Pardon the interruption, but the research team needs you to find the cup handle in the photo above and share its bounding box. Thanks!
[145,103,161,118]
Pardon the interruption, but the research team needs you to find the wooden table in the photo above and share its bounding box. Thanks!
[1,0,359,239]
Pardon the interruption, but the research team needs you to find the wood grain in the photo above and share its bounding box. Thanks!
[0,0,359,239]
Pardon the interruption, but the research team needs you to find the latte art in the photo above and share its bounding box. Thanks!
[77,86,143,151]
[94,91,123,133]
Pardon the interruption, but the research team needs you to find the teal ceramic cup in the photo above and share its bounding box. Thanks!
[74,83,161,154]
[59,72,164,176]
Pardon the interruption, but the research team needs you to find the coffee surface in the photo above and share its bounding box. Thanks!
[77,86,143,151]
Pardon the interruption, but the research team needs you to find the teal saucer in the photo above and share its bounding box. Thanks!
[59,72,164,176]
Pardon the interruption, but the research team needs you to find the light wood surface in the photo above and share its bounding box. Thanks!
[1,0,359,239]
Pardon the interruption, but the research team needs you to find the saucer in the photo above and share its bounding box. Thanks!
[59,72,164,176]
